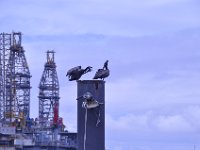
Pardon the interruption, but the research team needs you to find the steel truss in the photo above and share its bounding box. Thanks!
[38,50,60,128]
[0,32,31,123]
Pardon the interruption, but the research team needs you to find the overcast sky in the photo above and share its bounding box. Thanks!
[1,0,200,149]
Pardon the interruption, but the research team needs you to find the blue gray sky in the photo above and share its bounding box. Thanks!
[1,0,200,149]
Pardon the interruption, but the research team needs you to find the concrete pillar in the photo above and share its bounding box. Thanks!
[77,80,105,150]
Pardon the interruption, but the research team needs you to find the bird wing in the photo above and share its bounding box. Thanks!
[67,66,81,75]
[93,69,110,79]
[93,69,103,79]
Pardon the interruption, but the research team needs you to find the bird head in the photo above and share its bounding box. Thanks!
[84,66,92,73]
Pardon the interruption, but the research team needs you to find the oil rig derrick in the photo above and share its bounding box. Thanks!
[5,32,31,124]
[38,50,60,128]
[0,32,31,125]
[0,33,11,119]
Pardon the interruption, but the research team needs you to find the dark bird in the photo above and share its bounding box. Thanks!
[66,66,92,81]
[93,60,110,80]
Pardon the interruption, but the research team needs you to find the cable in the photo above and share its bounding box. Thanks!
[96,106,101,127]
[84,107,87,150]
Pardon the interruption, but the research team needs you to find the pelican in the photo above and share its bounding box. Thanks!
[93,60,110,80]
[66,66,92,81]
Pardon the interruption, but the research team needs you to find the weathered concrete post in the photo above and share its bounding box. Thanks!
[77,80,105,150]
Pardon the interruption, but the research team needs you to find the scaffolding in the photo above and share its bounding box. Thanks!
[38,50,60,128]
[0,32,31,124]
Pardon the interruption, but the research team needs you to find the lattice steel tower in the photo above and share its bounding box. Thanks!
[0,33,11,119]
[38,50,60,127]
[0,32,31,123]
[5,32,31,123]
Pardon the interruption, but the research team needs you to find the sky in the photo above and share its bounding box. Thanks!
[1,0,200,149]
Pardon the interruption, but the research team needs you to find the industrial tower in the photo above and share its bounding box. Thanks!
[0,32,31,124]
[0,33,11,119]
[38,50,60,128]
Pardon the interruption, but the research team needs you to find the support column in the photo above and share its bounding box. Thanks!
[77,80,105,150]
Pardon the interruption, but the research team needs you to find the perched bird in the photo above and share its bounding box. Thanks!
[93,60,110,80]
[66,66,92,81]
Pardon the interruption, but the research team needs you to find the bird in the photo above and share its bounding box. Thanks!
[93,60,110,80]
[66,66,92,81]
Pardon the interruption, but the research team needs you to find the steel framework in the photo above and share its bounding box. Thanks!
[0,32,31,123]
[38,50,60,127]
[0,33,11,119]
